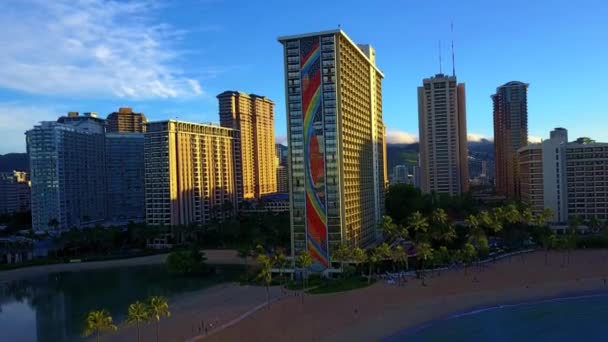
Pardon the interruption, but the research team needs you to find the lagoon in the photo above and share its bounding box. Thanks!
[0,264,243,341]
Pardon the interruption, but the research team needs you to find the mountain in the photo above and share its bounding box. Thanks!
[0,153,29,172]
[386,139,495,179]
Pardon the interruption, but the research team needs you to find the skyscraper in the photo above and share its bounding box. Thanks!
[144,120,242,226]
[493,81,529,199]
[106,107,148,133]
[217,91,276,199]
[0,171,30,214]
[519,127,608,223]
[418,74,469,195]
[278,29,387,268]
[27,113,106,231]
[105,133,145,221]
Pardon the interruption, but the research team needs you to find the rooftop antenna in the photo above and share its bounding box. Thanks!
[438,40,443,74]
[451,22,456,77]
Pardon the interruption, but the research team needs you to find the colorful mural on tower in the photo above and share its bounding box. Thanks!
[300,36,329,268]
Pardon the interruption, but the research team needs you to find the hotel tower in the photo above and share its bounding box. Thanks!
[493,81,529,199]
[418,74,469,195]
[217,91,277,199]
[278,29,387,268]
[144,120,242,226]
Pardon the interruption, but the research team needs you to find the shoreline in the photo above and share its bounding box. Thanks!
[386,290,608,340]
[0,249,251,283]
[205,250,608,341]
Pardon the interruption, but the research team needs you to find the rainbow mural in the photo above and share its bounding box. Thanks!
[300,37,329,268]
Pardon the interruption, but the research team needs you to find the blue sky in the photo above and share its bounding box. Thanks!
[1,0,607,154]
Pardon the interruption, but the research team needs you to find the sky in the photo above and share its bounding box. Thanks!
[0,0,607,154]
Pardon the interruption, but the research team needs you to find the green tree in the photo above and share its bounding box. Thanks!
[379,215,398,242]
[148,296,170,342]
[417,242,433,286]
[273,251,287,285]
[296,250,314,290]
[237,246,251,282]
[462,243,477,275]
[48,218,60,231]
[589,216,601,233]
[126,301,149,342]
[407,211,429,242]
[331,243,352,277]
[435,246,451,268]
[83,309,117,342]
[166,249,206,275]
[392,245,408,272]
[367,243,391,284]
[257,254,273,306]
[351,247,367,271]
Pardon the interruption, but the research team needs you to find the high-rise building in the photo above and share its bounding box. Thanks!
[519,127,608,223]
[393,165,408,184]
[27,113,106,231]
[418,74,469,195]
[276,165,288,193]
[217,91,276,199]
[493,81,529,199]
[0,171,30,214]
[565,138,608,221]
[518,128,568,222]
[278,29,387,268]
[106,107,147,133]
[144,120,242,226]
[275,143,288,166]
[105,133,145,221]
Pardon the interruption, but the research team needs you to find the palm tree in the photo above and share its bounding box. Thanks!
[274,251,287,285]
[417,242,433,286]
[351,247,367,272]
[367,243,391,284]
[48,218,60,231]
[148,296,170,342]
[392,245,408,273]
[379,215,398,242]
[126,301,149,342]
[462,243,477,275]
[435,246,451,269]
[521,207,534,226]
[257,254,273,306]
[237,246,250,282]
[296,250,314,290]
[332,243,352,277]
[407,211,429,242]
[83,309,117,342]
[589,216,601,233]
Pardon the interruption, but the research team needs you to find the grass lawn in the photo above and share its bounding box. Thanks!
[306,276,374,294]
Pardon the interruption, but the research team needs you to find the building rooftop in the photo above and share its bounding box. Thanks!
[277,29,384,77]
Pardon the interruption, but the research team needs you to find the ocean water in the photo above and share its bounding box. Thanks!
[386,293,608,341]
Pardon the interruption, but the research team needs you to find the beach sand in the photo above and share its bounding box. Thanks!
[0,249,251,283]
[202,250,608,342]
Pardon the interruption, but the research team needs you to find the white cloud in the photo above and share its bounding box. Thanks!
[0,102,58,154]
[529,136,542,143]
[386,129,418,144]
[467,133,493,142]
[0,0,203,99]
[276,134,288,145]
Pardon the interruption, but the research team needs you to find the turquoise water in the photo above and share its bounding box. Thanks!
[0,264,243,342]
[386,294,608,341]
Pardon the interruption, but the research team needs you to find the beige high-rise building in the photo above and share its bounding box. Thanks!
[217,91,276,199]
[278,29,387,268]
[418,74,469,195]
[106,107,147,133]
[519,127,608,223]
[144,120,242,226]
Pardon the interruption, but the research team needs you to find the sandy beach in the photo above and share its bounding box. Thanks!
[202,250,608,341]
[0,249,249,283]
